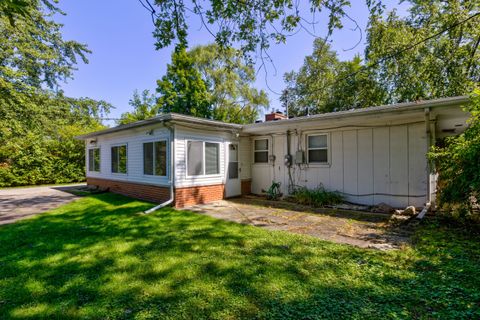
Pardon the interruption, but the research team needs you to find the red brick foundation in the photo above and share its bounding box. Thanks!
[241,179,252,195]
[87,177,225,208]
[86,177,170,204]
[174,184,225,208]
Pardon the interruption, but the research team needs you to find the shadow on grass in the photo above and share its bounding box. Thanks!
[0,193,479,319]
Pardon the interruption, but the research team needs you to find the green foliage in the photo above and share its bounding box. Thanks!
[156,45,212,118]
[266,181,282,200]
[429,89,480,222]
[189,44,269,124]
[0,1,110,187]
[366,1,480,103]
[280,39,385,116]
[1,192,479,318]
[290,185,344,207]
[118,89,158,125]
[149,0,351,62]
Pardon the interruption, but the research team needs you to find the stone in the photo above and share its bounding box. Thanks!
[373,202,395,213]
[403,206,417,216]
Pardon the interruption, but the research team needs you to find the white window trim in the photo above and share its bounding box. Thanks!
[142,139,168,177]
[253,137,270,165]
[306,133,330,165]
[185,140,222,178]
[87,147,101,172]
[110,143,128,175]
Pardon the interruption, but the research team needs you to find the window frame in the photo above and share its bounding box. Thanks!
[306,133,330,165]
[185,140,221,178]
[88,147,101,172]
[253,138,270,164]
[110,143,128,175]
[142,139,168,177]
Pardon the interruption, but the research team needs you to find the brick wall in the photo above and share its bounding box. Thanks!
[87,177,171,204]
[241,179,251,195]
[87,177,225,208]
[174,184,224,208]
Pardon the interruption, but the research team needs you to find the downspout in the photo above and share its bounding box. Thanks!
[143,123,175,214]
[418,107,431,219]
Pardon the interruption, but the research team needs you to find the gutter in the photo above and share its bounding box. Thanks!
[143,123,175,214]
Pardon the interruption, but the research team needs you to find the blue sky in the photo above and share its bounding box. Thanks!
[56,1,408,124]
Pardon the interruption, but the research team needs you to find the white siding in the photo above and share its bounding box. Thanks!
[249,123,428,208]
[85,124,171,186]
[174,125,234,188]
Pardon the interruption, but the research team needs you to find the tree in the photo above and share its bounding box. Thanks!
[0,0,111,187]
[365,1,480,103]
[156,45,212,118]
[428,89,480,222]
[280,39,383,115]
[189,44,269,124]
[118,90,158,125]
[145,0,353,62]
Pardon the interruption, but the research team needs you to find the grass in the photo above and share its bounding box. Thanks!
[0,193,479,319]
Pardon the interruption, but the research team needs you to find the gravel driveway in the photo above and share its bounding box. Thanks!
[0,184,84,225]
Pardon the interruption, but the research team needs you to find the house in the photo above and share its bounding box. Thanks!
[77,96,470,209]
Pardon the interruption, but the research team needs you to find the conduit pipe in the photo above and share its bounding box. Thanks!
[143,122,175,214]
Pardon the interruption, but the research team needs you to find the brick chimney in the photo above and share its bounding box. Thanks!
[265,111,287,122]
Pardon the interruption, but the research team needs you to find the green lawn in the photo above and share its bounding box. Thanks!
[0,194,479,319]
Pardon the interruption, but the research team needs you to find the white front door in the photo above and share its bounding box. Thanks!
[225,143,241,197]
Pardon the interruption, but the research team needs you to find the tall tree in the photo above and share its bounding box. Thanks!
[365,1,480,103]
[0,0,110,187]
[189,44,269,124]
[118,90,158,125]
[156,45,212,118]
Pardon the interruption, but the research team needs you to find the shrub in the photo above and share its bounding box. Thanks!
[289,185,344,207]
[428,89,480,223]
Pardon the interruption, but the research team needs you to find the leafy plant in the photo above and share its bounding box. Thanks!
[289,185,344,207]
[428,89,480,222]
[266,181,282,200]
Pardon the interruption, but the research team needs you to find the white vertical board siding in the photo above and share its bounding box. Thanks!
[389,126,409,207]
[250,123,428,208]
[408,123,428,206]
[373,127,391,205]
[357,129,374,205]
[239,137,252,180]
[85,125,171,186]
[343,130,358,203]
[174,126,231,188]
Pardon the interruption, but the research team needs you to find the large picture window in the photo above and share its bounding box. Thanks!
[254,139,269,163]
[187,141,220,176]
[143,141,167,176]
[307,134,328,163]
[111,145,127,173]
[88,148,100,172]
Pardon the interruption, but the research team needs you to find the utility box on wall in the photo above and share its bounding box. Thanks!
[295,151,305,164]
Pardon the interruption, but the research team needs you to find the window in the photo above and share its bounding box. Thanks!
[143,141,167,176]
[187,141,220,176]
[88,148,100,172]
[307,134,328,163]
[254,139,269,163]
[111,145,127,173]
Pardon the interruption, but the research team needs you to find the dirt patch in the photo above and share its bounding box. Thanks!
[186,196,419,250]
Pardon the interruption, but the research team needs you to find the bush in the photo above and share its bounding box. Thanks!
[289,185,344,207]
[428,89,480,223]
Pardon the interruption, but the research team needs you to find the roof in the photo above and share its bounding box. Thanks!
[243,95,470,131]
[77,95,470,139]
[76,113,243,140]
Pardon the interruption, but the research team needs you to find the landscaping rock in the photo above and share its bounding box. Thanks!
[372,202,395,213]
[403,206,416,216]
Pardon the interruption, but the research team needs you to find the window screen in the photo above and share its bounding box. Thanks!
[307,135,328,163]
[111,145,127,173]
[155,141,167,176]
[88,148,100,172]
[143,142,154,175]
[205,142,219,175]
[187,141,203,176]
[254,139,269,163]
